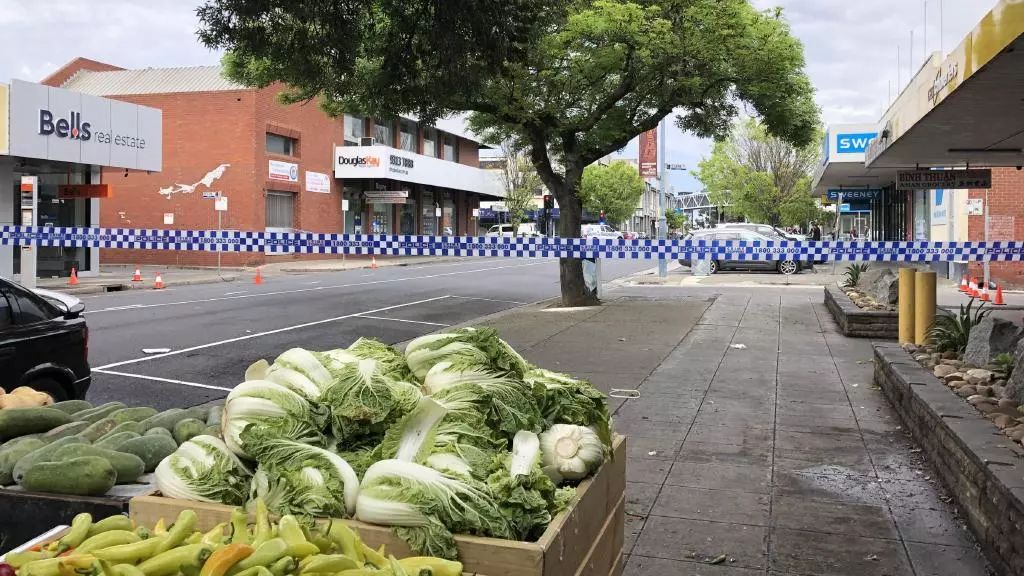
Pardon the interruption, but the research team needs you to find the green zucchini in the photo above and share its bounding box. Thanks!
[0,438,45,485]
[0,407,73,440]
[172,418,206,445]
[74,402,127,424]
[40,421,91,442]
[206,406,223,427]
[53,444,145,484]
[139,408,206,432]
[145,427,174,440]
[117,435,178,473]
[109,407,159,424]
[95,431,142,450]
[98,421,145,441]
[50,400,93,414]
[202,426,222,439]
[13,436,88,485]
[20,456,117,496]
[80,418,121,442]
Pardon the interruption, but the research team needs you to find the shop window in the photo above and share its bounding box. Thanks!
[400,201,417,235]
[443,134,456,162]
[374,120,393,148]
[423,128,437,157]
[266,191,296,229]
[400,120,417,152]
[266,133,297,156]
[344,114,366,144]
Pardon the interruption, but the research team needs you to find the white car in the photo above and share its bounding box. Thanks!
[581,224,623,240]
[485,224,542,238]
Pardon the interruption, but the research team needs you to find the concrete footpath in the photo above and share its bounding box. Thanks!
[477,285,991,575]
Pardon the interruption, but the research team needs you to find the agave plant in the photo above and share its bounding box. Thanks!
[993,352,1015,378]
[927,298,992,354]
[842,263,870,288]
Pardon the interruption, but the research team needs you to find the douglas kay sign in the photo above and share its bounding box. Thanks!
[9,79,161,171]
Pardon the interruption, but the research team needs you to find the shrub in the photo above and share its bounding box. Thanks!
[927,298,992,354]
[842,263,870,288]
[993,352,1015,378]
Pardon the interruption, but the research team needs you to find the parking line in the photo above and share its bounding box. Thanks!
[93,369,233,392]
[354,315,450,327]
[85,261,546,315]
[94,295,452,371]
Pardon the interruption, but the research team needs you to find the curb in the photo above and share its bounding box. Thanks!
[43,275,238,295]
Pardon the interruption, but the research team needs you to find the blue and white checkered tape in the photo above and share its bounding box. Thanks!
[1,226,1022,261]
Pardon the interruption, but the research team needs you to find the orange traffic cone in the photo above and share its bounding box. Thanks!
[958,276,968,293]
[68,268,79,287]
[131,266,143,282]
[153,272,165,290]
[968,277,978,297]
[994,284,1006,306]
[980,285,991,302]
[371,256,378,270]
[254,267,263,285]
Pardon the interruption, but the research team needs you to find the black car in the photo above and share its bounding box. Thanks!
[0,278,90,400]
[679,228,805,275]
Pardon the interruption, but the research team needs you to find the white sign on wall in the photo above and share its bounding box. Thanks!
[163,213,174,225]
[966,199,984,216]
[8,79,162,171]
[269,160,299,182]
[215,197,228,212]
[305,171,331,193]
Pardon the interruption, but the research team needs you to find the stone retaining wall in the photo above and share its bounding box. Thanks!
[824,285,898,339]
[874,343,1024,576]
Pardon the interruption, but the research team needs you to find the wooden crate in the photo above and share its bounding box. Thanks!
[131,436,626,576]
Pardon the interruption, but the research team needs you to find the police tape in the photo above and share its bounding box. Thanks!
[1,226,1022,261]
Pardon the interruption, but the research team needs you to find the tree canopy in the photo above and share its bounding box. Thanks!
[580,162,645,226]
[696,119,822,228]
[498,143,543,231]
[200,0,819,305]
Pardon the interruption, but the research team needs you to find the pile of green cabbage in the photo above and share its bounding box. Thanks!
[154,328,612,560]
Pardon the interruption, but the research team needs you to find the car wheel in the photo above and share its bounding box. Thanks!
[24,377,70,402]
[778,260,798,275]
[708,260,719,274]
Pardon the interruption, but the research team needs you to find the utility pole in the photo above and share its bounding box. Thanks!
[657,116,667,278]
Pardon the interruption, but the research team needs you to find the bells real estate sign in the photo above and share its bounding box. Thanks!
[8,80,161,171]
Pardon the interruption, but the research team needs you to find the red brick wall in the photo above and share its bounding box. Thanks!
[457,138,479,167]
[967,167,1024,288]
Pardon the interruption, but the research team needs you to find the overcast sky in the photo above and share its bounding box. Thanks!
[0,0,1000,191]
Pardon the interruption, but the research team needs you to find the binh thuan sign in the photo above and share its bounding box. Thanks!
[897,168,991,191]
[8,80,161,171]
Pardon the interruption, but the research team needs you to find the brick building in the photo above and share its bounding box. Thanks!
[966,167,1024,288]
[43,58,501,267]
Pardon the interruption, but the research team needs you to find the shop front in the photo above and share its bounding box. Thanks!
[1,79,161,285]
[334,145,500,236]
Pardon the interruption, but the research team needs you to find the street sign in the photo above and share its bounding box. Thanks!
[897,169,991,190]
[215,197,228,212]
[666,163,686,170]
[472,208,480,217]
[342,199,350,211]
[966,199,984,215]
[202,191,220,199]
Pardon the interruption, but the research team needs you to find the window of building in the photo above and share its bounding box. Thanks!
[266,133,297,156]
[374,120,393,148]
[399,120,417,152]
[344,114,365,144]
[423,128,437,157]
[443,134,456,162]
[266,191,296,229]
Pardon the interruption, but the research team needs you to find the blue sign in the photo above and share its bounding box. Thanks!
[827,189,881,201]
[836,132,878,154]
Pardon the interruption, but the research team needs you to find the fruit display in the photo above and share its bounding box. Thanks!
[0,403,219,493]
[0,387,56,410]
[1,507,464,576]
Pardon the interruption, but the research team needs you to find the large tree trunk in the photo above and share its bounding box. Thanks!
[553,181,599,307]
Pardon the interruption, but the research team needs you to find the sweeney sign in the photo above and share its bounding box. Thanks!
[897,169,991,191]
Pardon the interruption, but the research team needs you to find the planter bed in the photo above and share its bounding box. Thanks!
[130,435,627,576]
[873,343,1024,576]
[824,285,898,338]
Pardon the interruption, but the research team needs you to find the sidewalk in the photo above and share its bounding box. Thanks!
[476,285,990,575]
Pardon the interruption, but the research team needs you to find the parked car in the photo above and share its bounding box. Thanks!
[719,222,802,241]
[679,229,804,275]
[0,278,90,401]
[581,224,623,240]
[485,224,542,238]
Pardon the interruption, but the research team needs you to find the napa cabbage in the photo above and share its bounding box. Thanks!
[405,328,528,381]
[321,358,422,444]
[221,380,327,458]
[524,368,612,451]
[155,435,252,505]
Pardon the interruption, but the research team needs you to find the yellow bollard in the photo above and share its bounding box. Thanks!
[915,271,937,346]
[898,268,916,344]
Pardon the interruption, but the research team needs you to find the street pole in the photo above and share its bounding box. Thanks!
[657,116,667,278]
[217,209,222,277]
[984,188,990,290]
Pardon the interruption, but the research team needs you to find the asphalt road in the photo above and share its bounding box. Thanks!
[79,257,650,409]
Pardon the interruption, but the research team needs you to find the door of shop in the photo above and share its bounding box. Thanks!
[11,161,92,278]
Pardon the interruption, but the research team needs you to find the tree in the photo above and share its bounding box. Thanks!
[697,119,821,228]
[580,162,645,227]
[499,143,542,232]
[201,0,818,306]
[665,209,687,232]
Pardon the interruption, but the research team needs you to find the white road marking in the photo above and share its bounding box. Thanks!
[308,281,320,285]
[354,315,450,327]
[223,290,248,296]
[93,369,234,392]
[94,295,452,370]
[446,295,527,305]
[85,261,547,315]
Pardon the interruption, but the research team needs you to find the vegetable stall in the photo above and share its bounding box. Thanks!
[0,328,626,576]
